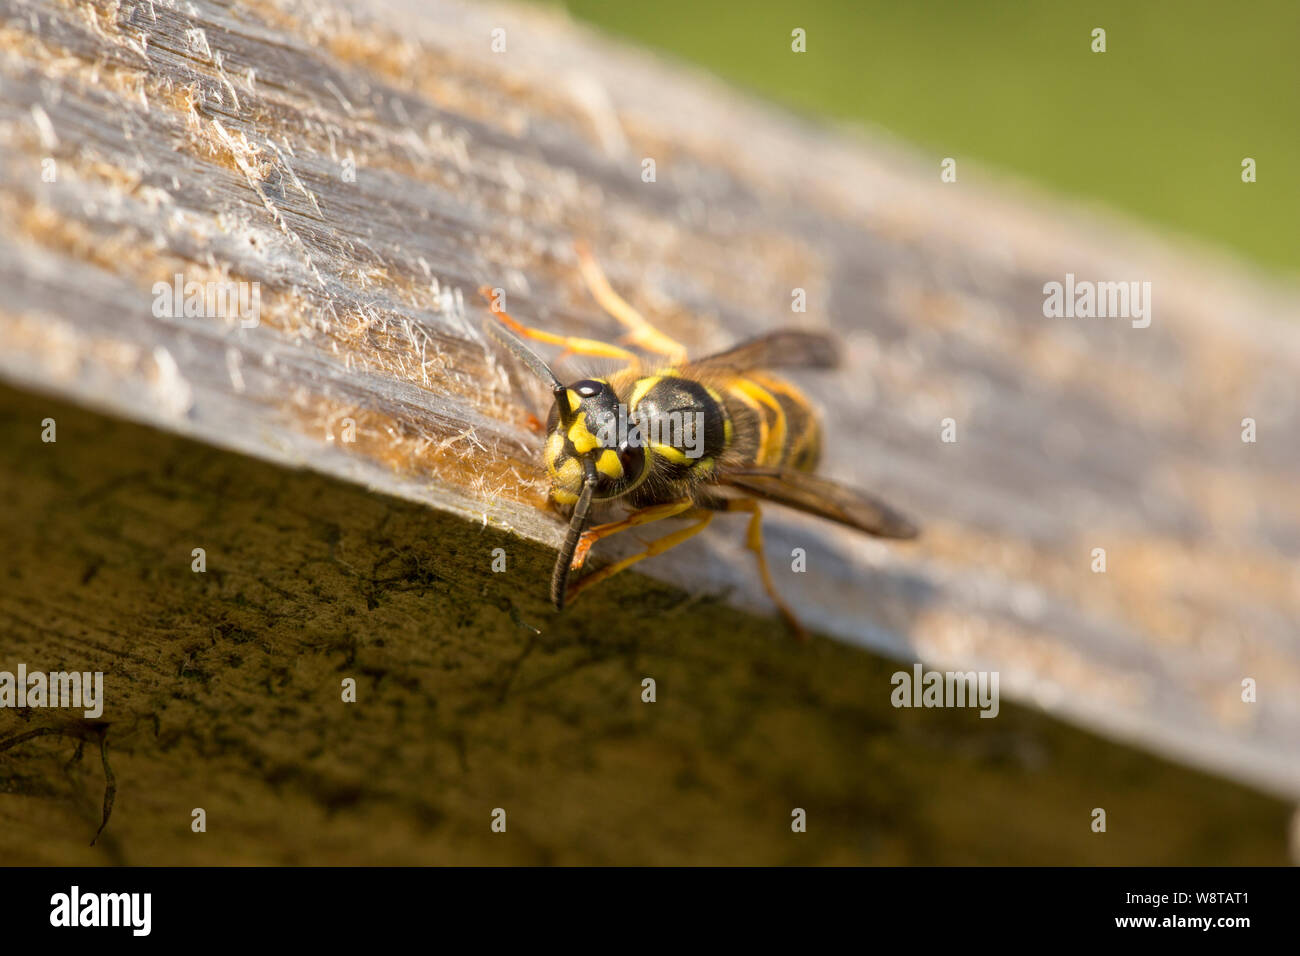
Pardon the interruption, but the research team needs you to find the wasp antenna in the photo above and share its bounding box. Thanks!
[481,314,571,418]
[551,461,597,609]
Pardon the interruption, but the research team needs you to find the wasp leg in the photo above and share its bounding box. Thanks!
[566,509,713,604]
[574,241,690,364]
[478,285,639,367]
[710,498,807,641]
[570,499,696,572]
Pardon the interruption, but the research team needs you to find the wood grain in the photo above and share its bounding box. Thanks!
[0,383,1288,864]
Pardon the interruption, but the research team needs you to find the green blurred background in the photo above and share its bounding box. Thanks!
[537,0,1298,277]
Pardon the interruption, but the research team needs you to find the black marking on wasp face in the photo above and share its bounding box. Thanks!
[545,379,649,503]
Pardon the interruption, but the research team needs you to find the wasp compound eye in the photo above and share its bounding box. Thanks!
[591,435,648,500]
[618,440,645,478]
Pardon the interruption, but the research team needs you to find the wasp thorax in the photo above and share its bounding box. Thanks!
[544,379,648,503]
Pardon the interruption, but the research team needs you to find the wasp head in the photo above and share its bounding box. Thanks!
[545,378,648,505]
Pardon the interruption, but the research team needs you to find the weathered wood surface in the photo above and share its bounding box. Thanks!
[0,382,1290,864]
[0,0,1298,816]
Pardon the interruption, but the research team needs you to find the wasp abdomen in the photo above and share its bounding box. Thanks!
[716,373,822,473]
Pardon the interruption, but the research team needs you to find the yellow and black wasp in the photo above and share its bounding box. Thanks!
[481,243,918,637]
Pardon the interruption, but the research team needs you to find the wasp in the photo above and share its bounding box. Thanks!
[481,243,918,638]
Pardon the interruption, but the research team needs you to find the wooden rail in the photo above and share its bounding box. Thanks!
[0,0,1298,861]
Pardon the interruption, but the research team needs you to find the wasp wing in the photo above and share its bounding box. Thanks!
[719,467,920,539]
[691,330,839,372]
